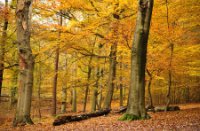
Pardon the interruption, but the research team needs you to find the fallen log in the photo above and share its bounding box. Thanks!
[116,105,180,113]
[154,106,180,112]
[114,106,127,113]
[116,105,155,113]
[53,109,111,126]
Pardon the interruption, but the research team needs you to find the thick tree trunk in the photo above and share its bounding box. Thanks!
[103,44,117,109]
[121,0,154,120]
[0,0,8,97]
[13,0,34,126]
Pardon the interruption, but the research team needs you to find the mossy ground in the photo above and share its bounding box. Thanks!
[119,113,151,121]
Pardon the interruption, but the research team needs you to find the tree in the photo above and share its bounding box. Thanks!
[103,21,118,109]
[0,0,8,97]
[103,43,117,109]
[72,53,77,112]
[52,13,62,116]
[61,54,68,113]
[13,0,34,126]
[120,0,154,120]
[146,69,154,109]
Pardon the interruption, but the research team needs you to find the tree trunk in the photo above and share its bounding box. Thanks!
[121,0,154,120]
[10,68,18,108]
[72,87,77,112]
[0,0,8,97]
[97,70,103,110]
[83,56,92,112]
[91,67,100,112]
[37,64,42,118]
[119,53,123,107]
[146,69,153,109]
[61,55,68,113]
[10,51,18,108]
[52,14,62,116]
[72,53,77,112]
[61,87,67,113]
[13,0,34,126]
[103,44,117,109]
[166,44,174,111]
[52,47,59,116]
[37,43,42,118]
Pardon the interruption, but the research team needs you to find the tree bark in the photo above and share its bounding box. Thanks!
[0,0,8,97]
[72,87,77,112]
[103,44,117,109]
[52,47,59,116]
[61,55,68,113]
[61,87,67,113]
[52,14,62,116]
[91,67,100,112]
[146,69,154,109]
[97,68,103,110]
[13,0,34,126]
[119,52,123,107]
[166,44,174,111]
[72,53,77,112]
[10,67,18,108]
[53,109,111,126]
[37,64,42,118]
[122,0,154,120]
[83,56,92,112]
[37,43,42,118]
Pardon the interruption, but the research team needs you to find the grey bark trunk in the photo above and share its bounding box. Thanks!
[103,44,117,109]
[125,0,153,119]
[0,0,8,97]
[61,55,68,113]
[61,87,67,113]
[13,0,34,126]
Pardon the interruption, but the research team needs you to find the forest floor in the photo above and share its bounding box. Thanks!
[0,100,200,131]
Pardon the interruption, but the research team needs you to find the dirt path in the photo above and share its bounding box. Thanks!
[0,104,200,131]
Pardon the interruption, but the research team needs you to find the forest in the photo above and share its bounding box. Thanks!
[0,0,200,130]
